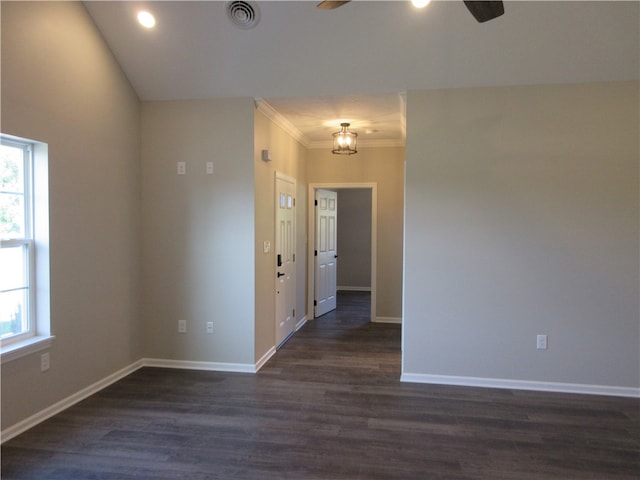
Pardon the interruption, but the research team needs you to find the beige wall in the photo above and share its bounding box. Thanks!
[254,109,308,361]
[141,98,256,365]
[308,147,405,319]
[1,2,141,427]
[404,82,639,390]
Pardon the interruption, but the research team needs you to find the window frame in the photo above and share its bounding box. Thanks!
[0,134,53,362]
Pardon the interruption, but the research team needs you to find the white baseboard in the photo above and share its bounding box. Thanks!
[373,316,402,324]
[142,358,256,374]
[400,372,640,398]
[1,359,144,443]
[337,286,371,292]
[255,347,276,372]
[5,358,637,446]
[295,316,308,331]
[2,355,276,443]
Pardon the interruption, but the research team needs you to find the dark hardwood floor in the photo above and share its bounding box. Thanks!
[2,291,639,479]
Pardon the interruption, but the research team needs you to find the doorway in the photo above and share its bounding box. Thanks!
[307,183,377,322]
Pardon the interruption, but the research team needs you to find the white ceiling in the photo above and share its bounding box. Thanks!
[84,1,639,147]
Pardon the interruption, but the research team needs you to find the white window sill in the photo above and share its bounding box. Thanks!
[1,335,55,364]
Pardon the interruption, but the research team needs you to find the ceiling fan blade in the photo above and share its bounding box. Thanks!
[317,1,351,10]
[463,1,504,22]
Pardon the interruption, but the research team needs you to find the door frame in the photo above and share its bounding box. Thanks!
[307,182,377,321]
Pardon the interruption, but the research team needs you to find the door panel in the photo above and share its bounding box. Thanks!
[275,175,296,348]
[315,189,337,317]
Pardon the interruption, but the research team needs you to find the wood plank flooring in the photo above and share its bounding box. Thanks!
[2,291,639,479]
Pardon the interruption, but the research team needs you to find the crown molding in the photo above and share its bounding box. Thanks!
[399,91,407,141]
[255,97,405,151]
[254,98,310,148]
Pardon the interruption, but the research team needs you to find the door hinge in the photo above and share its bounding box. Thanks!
[314,300,317,306]
[314,250,317,256]
[293,253,295,262]
[293,309,295,318]
[314,199,318,206]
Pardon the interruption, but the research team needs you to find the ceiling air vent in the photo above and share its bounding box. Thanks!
[226,1,260,29]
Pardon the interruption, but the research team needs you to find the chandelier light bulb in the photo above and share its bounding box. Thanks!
[331,123,358,155]
[412,0,431,8]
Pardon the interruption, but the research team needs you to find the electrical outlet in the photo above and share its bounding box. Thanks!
[536,334,548,350]
[41,352,50,371]
[177,161,186,175]
[206,321,214,334]
[178,319,187,333]
[206,162,214,175]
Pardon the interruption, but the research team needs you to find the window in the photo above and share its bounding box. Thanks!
[0,135,52,361]
[0,139,33,342]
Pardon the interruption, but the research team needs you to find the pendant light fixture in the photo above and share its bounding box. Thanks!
[331,122,358,155]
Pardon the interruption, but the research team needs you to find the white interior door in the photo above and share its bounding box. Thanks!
[275,174,296,348]
[314,189,338,317]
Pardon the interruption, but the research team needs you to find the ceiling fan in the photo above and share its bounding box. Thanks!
[317,0,505,23]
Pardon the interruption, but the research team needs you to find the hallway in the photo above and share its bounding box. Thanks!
[268,290,401,383]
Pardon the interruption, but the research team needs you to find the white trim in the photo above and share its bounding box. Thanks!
[0,138,36,346]
[399,91,407,141]
[337,286,371,292]
[373,316,402,324]
[0,335,55,363]
[254,97,406,150]
[295,315,307,331]
[255,347,276,372]
[1,359,144,443]
[5,358,636,445]
[400,372,640,398]
[275,170,296,184]
[143,358,257,374]
[255,98,310,148]
[1,355,272,442]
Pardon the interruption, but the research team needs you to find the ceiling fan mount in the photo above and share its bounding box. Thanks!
[316,0,505,23]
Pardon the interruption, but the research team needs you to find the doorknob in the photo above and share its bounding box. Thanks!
[277,272,285,278]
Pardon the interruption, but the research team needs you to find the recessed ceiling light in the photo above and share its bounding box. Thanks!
[412,0,431,8]
[137,10,156,28]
